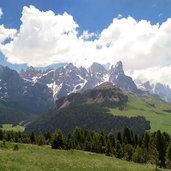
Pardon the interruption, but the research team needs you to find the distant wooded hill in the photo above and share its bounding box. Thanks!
[26,83,150,134]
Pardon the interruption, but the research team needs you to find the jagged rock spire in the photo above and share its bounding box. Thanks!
[111,61,124,75]
[89,62,107,74]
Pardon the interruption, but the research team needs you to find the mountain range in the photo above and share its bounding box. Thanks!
[1,61,171,125]
[19,61,171,103]
[20,61,139,100]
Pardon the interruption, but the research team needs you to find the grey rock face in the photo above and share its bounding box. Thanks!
[109,61,138,93]
[139,81,171,102]
[20,61,140,100]
[0,65,53,115]
[20,66,42,80]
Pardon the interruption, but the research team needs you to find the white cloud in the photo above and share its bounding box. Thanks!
[0,25,17,43]
[0,8,17,43]
[117,14,122,19]
[1,5,80,66]
[80,31,97,40]
[1,6,171,86]
[96,17,171,70]
[0,8,3,18]
[127,66,171,87]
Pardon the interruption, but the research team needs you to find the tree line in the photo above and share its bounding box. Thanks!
[0,128,171,169]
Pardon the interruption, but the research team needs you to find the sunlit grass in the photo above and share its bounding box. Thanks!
[110,93,171,134]
[0,124,25,132]
[0,142,170,171]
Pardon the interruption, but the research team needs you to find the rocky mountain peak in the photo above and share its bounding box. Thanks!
[109,61,139,93]
[20,66,42,80]
[27,66,35,71]
[111,61,124,75]
[89,62,107,74]
[65,63,75,70]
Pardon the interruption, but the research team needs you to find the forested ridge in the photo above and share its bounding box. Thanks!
[0,100,28,124]
[26,104,150,134]
[26,83,150,134]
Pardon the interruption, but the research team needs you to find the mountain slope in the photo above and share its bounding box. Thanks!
[0,65,54,124]
[26,83,150,134]
[0,100,27,124]
[110,93,171,134]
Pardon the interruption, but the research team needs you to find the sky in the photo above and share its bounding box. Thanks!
[1,0,171,85]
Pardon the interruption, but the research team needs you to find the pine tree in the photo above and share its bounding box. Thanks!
[155,130,166,168]
[123,128,133,145]
[117,132,122,145]
[66,133,73,150]
[134,134,139,147]
[0,129,3,140]
[132,146,147,163]
[30,132,36,144]
[115,140,123,159]
[149,142,160,170]
[99,132,106,153]
[44,132,51,144]
[141,132,150,150]
[165,143,171,169]
[105,140,112,157]
[108,133,115,155]
[51,130,65,149]
[37,136,45,146]
[72,127,83,149]
[123,144,134,161]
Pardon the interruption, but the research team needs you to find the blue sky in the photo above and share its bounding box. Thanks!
[1,0,171,70]
[1,0,171,32]
[1,0,171,86]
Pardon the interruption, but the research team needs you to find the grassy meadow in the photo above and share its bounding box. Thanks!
[0,141,170,171]
[0,124,25,132]
[110,93,171,134]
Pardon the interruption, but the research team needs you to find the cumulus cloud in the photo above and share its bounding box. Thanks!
[127,66,171,87]
[0,8,17,46]
[1,6,80,66]
[0,25,17,43]
[0,8,3,18]
[1,5,171,85]
[97,17,171,70]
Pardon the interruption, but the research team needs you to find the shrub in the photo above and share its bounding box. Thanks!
[13,144,19,151]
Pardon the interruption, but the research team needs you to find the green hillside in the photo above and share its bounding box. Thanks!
[26,83,171,135]
[0,142,170,171]
[110,93,171,134]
